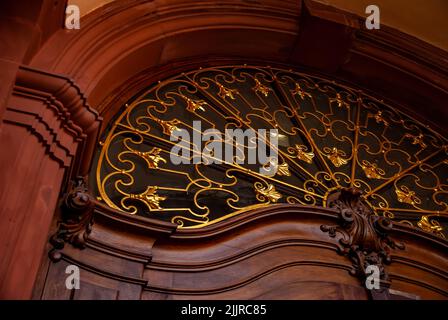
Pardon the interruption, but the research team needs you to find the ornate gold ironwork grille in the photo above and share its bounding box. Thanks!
[94,65,448,236]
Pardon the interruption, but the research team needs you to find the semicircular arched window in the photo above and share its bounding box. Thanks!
[93,65,448,237]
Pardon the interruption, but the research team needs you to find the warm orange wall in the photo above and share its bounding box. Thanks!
[312,0,448,50]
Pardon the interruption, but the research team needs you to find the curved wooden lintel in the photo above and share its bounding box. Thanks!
[91,200,448,250]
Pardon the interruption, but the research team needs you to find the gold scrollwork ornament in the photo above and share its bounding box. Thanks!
[129,186,167,211]
[325,147,348,167]
[417,215,445,238]
[132,147,166,169]
[254,183,282,203]
[253,79,271,97]
[361,160,385,179]
[395,186,421,205]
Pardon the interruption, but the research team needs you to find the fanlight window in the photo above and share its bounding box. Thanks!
[94,65,448,237]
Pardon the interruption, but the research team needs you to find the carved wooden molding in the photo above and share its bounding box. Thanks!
[49,177,94,262]
[0,66,102,298]
[13,66,102,175]
[3,104,78,168]
[321,188,405,289]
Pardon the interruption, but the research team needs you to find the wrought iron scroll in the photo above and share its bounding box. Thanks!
[94,65,448,236]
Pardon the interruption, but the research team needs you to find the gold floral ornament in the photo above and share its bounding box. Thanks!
[253,79,271,97]
[217,83,238,100]
[154,118,179,135]
[373,111,389,126]
[291,82,311,99]
[395,185,421,205]
[405,133,426,149]
[324,147,348,167]
[185,97,207,112]
[132,147,166,169]
[276,162,291,176]
[330,93,349,109]
[289,144,314,164]
[361,160,385,179]
[129,186,166,211]
[261,158,290,177]
[254,182,282,203]
[417,215,445,238]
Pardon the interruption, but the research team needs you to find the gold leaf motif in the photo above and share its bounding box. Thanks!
[129,186,166,210]
[292,82,311,99]
[132,147,166,169]
[217,83,238,100]
[417,215,445,238]
[395,186,421,205]
[292,144,314,164]
[261,159,290,176]
[154,119,179,135]
[325,147,348,167]
[277,162,291,176]
[405,133,426,149]
[185,97,207,112]
[255,183,282,203]
[361,160,385,179]
[373,111,389,126]
[253,79,271,97]
[330,93,349,109]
